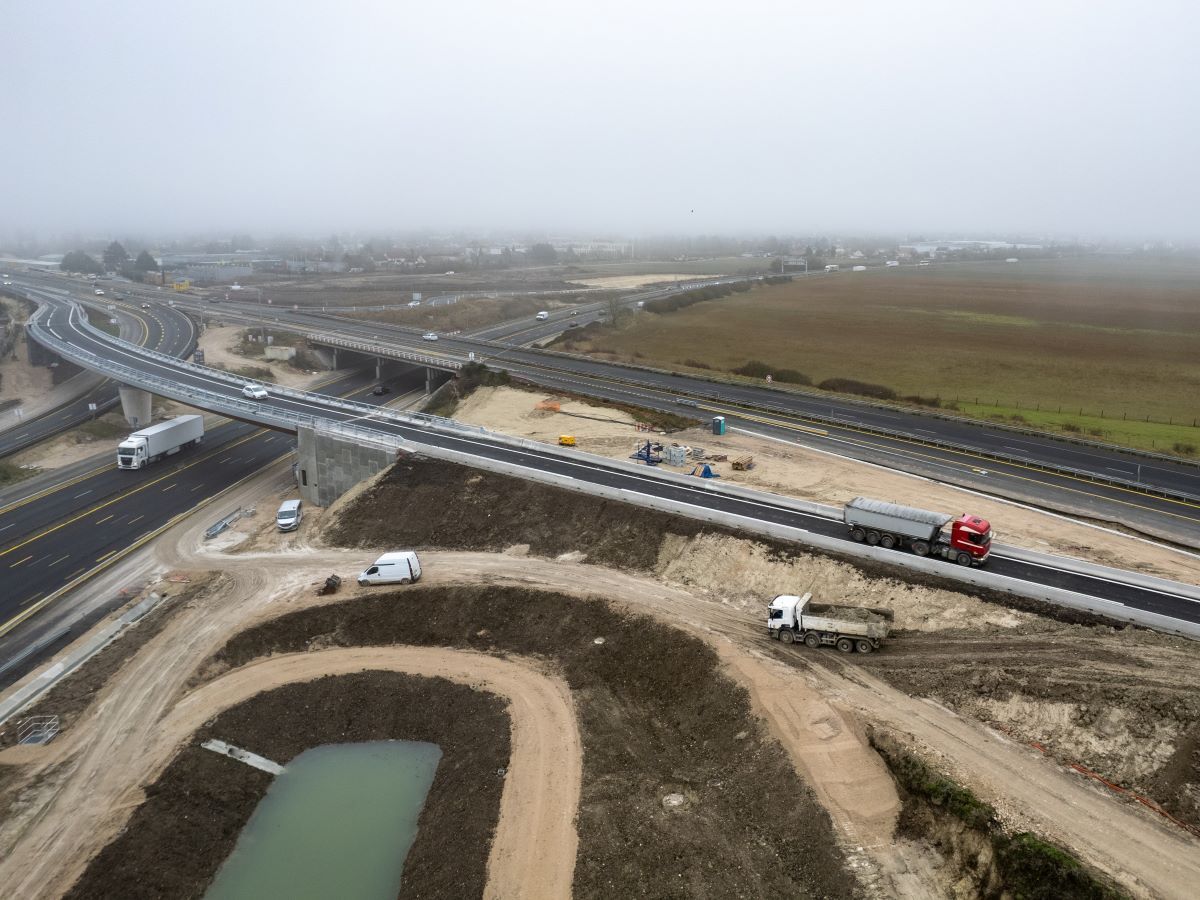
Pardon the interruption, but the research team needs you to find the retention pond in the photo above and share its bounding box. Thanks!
[206,740,442,900]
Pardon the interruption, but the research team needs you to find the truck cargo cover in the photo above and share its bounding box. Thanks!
[845,497,952,528]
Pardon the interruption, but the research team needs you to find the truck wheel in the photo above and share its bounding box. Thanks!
[956,553,972,566]
[803,632,821,649]
[836,637,854,653]
[880,534,896,550]
[912,541,930,556]
[866,531,881,546]
[400,577,411,585]
[850,527,866,542]
[779,630,795,644]
[855,640,874,654]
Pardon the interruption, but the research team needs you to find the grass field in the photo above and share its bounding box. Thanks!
[567,257,1200,455]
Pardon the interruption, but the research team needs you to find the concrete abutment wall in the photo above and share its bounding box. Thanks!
[296,425,397,507]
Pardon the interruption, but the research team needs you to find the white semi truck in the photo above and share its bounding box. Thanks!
[116,415,204,469]
[766,593,892,653]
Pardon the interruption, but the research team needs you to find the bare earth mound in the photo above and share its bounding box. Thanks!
[207,585,857,898]
[66,672,509,900]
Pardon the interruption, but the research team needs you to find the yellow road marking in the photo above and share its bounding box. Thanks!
[96,550,116,562]
[0,430,263,558]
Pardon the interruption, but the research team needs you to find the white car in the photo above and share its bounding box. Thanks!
[94,289,105,295]
[242,384,269,400]
[422,332,439,341]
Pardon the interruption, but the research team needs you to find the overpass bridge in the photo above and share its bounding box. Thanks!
[18,289,1200,641]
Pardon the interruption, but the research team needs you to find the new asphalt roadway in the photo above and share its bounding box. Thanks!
[18,289,1200,635]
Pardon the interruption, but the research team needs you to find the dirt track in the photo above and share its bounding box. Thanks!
[170,649,580,900]
[4,457,1200,897]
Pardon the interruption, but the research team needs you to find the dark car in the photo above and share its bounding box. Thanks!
[372,384,391,395]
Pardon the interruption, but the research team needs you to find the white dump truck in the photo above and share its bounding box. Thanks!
[766,593,892,653]
[116,415,204,469]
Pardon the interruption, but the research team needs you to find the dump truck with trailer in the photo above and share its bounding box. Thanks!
[843,497,991,566]
[767,593,892,653]
[116,415,204,470]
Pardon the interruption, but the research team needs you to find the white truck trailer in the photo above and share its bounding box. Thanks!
[116,415,204,470]
[767,593,891,653]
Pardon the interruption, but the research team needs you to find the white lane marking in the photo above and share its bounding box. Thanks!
[733,425,1200,565]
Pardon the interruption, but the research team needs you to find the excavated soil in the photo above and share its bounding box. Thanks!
[322,456,1200,840]
[65,672,509,900]
[203,585,857,898]
[325,456,716,569]
[851,627,1200,833]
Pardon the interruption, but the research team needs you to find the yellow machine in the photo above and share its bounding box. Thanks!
[558,435,576,447]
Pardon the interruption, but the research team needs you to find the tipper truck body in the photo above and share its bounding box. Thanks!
[843,496,991,566]
[767,593,891,653]
[116,415,204,469]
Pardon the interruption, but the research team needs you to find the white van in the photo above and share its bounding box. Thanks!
[276,499,303,532]
[358,551,422,586]
[535,310,549,320]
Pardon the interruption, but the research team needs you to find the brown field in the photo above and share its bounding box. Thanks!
[565,257,1200,452]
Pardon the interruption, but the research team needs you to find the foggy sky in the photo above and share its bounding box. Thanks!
[5,0,1198,240]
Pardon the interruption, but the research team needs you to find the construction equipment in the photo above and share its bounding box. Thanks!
[731,454,755,471]
[844,497,992,567]
[630,440,662,465]
[317,574,342,596]
[665,445,688,466]
[767,593,892,653]
[558,435,576,447]
[687,463,720,478]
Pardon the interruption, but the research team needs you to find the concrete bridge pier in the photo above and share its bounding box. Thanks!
[118,385,153,428]
[426,366,433,394]
[375,356,383,380]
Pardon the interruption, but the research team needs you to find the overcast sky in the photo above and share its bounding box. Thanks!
[5,0,1198,240]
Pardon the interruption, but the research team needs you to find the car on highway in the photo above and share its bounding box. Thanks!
[140,303,151,309]
[372,384,391,395]
[568,322,580,328]
[94,289,105,295]
[241,384,269,400]
[422,332,439,341]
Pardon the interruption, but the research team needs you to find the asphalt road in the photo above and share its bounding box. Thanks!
[21,291,1200,631]
[0,291,196,458]
[0,363,423,682]
[132,291,1200,544]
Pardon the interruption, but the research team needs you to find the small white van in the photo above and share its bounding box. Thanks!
[535,311,549,320]
[276,499,303,532]
[358,551,422,586]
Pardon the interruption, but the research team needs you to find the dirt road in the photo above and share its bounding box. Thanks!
[167,649,580,900]
[5,460,1200,898]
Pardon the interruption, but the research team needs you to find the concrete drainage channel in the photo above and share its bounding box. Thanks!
[205,508,256,540]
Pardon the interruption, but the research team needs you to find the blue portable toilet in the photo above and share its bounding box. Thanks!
[712,416,726,435]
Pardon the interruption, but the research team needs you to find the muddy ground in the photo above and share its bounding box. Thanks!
[325,455,1200,839]
[65,672,509,900]
[204,586,856,898]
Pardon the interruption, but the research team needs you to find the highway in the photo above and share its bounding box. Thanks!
[0,287,196,457]
[17,288,1200,633]
[104,283,1200,545]
[0,363,425,681]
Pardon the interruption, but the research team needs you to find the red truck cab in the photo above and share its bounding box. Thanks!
[950,514,992,561]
